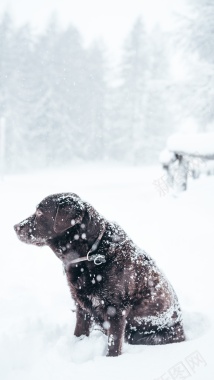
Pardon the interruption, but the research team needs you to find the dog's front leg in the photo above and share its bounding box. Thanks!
[74,306,91,337]
[106,315,126,356]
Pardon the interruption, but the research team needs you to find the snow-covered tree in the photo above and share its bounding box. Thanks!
[84,42,107,160]
[0,12,14,119]
[116,18,149,163]
[176,0,214,129]
[0,11,177,172]
[3,23,38,171]
[142,26,174,162]
[108,19,173,163]
[32,17,63,167]
[186,0,214,65]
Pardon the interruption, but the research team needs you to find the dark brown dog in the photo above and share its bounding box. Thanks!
[14,193,185,356]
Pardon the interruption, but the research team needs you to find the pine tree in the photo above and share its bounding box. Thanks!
[33,16,62,167]
[52,23,88,162]
[3,23,37,171]
[0,12,14,119]
[143,26,174,162]
[186,0,214,65]
[178,0,214,129]
[84,41,107,160]
[113,18,149,163]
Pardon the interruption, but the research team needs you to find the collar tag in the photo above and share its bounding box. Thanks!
[89,254,106,265]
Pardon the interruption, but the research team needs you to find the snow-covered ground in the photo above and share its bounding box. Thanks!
[0,164,213,380]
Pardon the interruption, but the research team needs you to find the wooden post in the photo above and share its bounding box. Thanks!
[166,154,189,192]
[177,154,188,191]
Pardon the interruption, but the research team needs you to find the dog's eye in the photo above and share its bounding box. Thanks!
[36,209,43,217]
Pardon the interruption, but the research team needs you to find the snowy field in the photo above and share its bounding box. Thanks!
[0,164,213,380]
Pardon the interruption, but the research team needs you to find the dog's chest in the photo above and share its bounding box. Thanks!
[67,266,105,300]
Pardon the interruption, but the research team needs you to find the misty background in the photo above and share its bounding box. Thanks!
[0,0,213,174]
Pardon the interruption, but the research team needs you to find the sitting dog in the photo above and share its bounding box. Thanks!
[14,193,185,356]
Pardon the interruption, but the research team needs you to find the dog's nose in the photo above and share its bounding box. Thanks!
[14,224,21,233]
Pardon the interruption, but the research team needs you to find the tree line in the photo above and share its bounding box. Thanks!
[0,4,213,173]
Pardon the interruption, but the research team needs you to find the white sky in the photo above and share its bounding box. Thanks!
[0,0,184,51]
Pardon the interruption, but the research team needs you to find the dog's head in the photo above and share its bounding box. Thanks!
[14,193,85,246]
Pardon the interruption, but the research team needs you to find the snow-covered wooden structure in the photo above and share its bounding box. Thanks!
[160,133,214,191]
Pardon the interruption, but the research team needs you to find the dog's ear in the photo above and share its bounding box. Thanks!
[54,194,85,234]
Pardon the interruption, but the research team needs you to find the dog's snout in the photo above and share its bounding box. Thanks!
[14,224,21,233]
